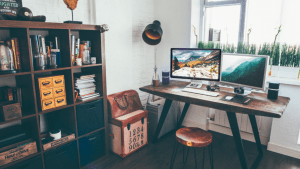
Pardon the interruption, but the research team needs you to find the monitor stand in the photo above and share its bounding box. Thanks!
[185,80,202,89]
[233,87,251,96]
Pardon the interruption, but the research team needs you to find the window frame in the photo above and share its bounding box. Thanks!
[199,0,247,44]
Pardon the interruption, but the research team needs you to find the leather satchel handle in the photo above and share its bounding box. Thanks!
[114,95,128,110]
[42,81,50,86]
[56,89,63,93]
[45,101,52,106]
[57,99,64,103]
[55,79,62,84]
[43,91,51,96]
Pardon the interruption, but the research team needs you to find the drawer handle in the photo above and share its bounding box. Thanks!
[56,89,63,93]
[88,137,97,141]
[87,105,96,110]
[57,99,64,103]
[56,149,68,155]
[55,79,62,84]
[43,91,52,96]
[45,101,52,106]
[42,81,50,86]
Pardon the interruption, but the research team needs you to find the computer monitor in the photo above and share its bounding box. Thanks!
[221,53,269,90]
[170,48,221,83]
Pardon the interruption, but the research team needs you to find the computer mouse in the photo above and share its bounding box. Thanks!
[225,96,233,100]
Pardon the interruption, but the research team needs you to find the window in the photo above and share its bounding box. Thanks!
[199,0,300,79]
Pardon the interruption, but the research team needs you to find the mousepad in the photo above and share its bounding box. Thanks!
[220,95,253,105]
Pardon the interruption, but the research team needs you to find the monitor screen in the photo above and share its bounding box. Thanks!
[170,48,221,81]
[221,54,269,89]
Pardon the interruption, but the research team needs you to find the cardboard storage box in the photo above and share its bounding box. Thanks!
[0,139,38,167]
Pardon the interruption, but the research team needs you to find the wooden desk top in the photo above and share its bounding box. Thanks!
[139,81,290,118]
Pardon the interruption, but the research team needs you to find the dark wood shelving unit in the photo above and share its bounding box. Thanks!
[0,20,108,169]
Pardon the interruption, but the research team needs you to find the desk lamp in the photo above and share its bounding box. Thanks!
[142,20,163,86]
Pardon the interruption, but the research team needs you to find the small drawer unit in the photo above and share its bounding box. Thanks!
[36,75,67,111]
[44,141,78,169]
[79,130,105,166]
[6,155,43,169]
[76,99,104,136]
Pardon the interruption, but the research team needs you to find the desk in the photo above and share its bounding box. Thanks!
[139,81,290,169]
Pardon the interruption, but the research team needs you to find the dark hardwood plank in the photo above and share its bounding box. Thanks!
[139,81,290,118]
[82,131,300,169]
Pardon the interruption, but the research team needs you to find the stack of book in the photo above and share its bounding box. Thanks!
[5,38,21,71]
[74,74,100,101]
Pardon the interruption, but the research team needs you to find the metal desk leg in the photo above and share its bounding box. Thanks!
[249,114,263,169]
[177,103,190,129]
[248,115,263,155]
[152,99,173,143]
[227,112,248,169]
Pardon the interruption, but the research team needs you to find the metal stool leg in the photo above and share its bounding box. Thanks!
[183,145,190,164]
[202,147,205,169]
[170,141,179,169]
[194,148,198,169]
[208,144,214,169]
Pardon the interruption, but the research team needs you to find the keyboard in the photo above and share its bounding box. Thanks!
[182,88,219,97]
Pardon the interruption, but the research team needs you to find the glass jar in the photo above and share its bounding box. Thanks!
[48,52,57,69]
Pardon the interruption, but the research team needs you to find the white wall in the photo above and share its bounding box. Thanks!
[268,84,300,159]
[94,0,155,105]
[154,0,192,74]
[23,0,95,24]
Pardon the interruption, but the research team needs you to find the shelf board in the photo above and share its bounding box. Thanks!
[75,96,103,105]
[72,63,102,69]
[38,104,74,115]
[33,67,71,74]
[0,20,102,30]
[0,114,36,126]
[77,127,105,139]
[0,71,31,78]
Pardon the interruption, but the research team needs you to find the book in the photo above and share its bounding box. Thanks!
[10,39,18,70]
[75,79,95,84]
[30,35,39,56]
[13,38,21,70]
[41,37,46,56]
[75,83,95,89]
[78,93,100,101]
[71,35,75,65]
[75,38,80,59]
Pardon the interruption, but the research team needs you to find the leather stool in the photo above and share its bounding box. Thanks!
[170,127,214,169]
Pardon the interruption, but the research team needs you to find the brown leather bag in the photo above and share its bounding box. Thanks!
[107,90,143,119]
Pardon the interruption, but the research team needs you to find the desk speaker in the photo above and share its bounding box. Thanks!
[267,82,279,100]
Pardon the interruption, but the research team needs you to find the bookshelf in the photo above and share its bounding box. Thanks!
[0,20,108,169]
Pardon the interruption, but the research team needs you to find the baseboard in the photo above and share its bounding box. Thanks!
[182,119,208,130]
[268,142,300,159]
[208,123,269,145]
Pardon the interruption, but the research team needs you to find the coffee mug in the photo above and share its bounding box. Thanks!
[91,57,96,64]
[76,58,82,66]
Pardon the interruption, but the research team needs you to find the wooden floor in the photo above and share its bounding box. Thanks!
[83,131,300,169]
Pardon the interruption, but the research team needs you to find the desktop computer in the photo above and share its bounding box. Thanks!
[171,48,221,88]
[171,48,222,96]
[221,53,269,92]
[220,53,269,104]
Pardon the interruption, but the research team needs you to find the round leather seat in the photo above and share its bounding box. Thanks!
[176,127,212,147]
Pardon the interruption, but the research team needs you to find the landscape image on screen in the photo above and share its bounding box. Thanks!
[171,49,220,79]
[221,55,266,88]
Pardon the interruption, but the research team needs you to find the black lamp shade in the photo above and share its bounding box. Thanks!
[142,20,163,45]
